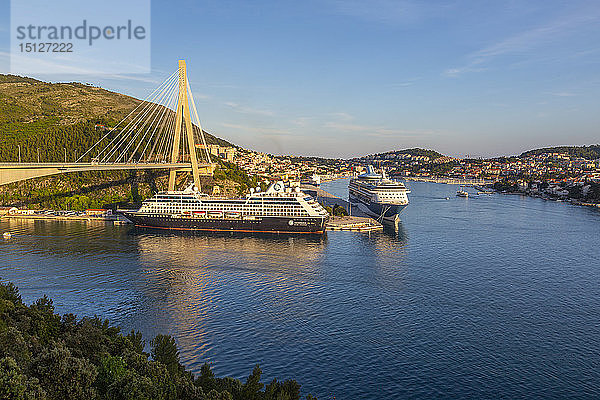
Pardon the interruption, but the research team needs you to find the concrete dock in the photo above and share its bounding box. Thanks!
[326,215,383,232]
[301,184,384,232]
[0,214,127,223]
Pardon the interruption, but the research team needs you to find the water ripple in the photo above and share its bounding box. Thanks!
[1,181,600,399]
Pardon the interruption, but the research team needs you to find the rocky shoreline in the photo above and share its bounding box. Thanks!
[494,190,600,209]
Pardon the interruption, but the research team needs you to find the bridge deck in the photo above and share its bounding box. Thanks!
[0,162,194,169]
[0,162,214,186]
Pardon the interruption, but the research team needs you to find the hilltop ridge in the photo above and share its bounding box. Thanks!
[356,148,447,161]
[520,145,600,160]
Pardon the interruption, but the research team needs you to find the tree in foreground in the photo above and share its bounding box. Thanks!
[0,280,316,400]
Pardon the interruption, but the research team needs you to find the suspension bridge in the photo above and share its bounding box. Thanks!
[0,60,215,190]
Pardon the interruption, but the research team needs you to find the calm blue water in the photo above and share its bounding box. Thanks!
[1,180,599,399]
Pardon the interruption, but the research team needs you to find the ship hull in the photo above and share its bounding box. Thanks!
[349,193,407,220]
[122,212,328,234]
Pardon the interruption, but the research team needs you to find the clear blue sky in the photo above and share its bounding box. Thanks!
[1,0,599,158]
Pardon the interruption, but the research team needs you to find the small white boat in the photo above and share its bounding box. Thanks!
[3,232,12,239]
[456,187,469,197]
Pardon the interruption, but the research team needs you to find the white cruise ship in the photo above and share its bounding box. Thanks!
[122,181,329,234]
[348,165,410,221]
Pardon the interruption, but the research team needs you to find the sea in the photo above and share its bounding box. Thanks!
[1,179,599,399]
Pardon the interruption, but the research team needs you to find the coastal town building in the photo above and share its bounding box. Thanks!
[208,145,236,162]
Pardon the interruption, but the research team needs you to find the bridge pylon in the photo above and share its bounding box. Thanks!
[169,60,210,191]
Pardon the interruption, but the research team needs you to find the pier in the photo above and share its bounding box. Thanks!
[0,213,128,223]
[326,216,383,232]
[301,184,384,232]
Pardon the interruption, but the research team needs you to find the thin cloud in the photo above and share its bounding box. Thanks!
[187,91,210,100]
[224,101,274,117]
[330,0,445,25]
[329,112,354,121]
[220,122,289,135]
[324,121,436,137]
[444,6,600,77]
[443,67,486,77]
[391,82,415,87]
[548,91,576,97]
[390,78,421,87]
[96,74,162,84]
[259,133,295,139]
[507,47,600,70]
[6,52,155,80]
[473,9,600,61]
[291,117,313,127]
[367,128,438,138]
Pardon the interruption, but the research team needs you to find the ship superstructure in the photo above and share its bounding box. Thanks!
[348,165,410,221]
[123,181,329,234]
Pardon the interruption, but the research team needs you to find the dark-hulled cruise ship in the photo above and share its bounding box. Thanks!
[122,181,329,234]
[349,165,410,221]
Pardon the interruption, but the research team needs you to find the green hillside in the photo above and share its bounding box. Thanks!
[520,145,600,160]
[0,74,231,162]
[0,75,251,210]
[394,148,445,159]
[362,148,446,160]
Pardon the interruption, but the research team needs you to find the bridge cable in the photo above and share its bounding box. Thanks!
[122,75,180,162]
[186,79,212,164]
[98,72,178,163]
[104,72,178,162]
[144,80,180,162]
[76,70,178,162]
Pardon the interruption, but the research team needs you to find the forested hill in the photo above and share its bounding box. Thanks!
[0,74,232,162]
[361,148,446,160]
[520,145,600,160]
[395,148,445,159]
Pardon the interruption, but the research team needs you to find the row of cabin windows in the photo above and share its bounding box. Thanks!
[147,200,305,206]
[353,188,404,198]
[144,204,308,213]
[144,209,307,217]
[146,204,306,209]
[146,202,304,208]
